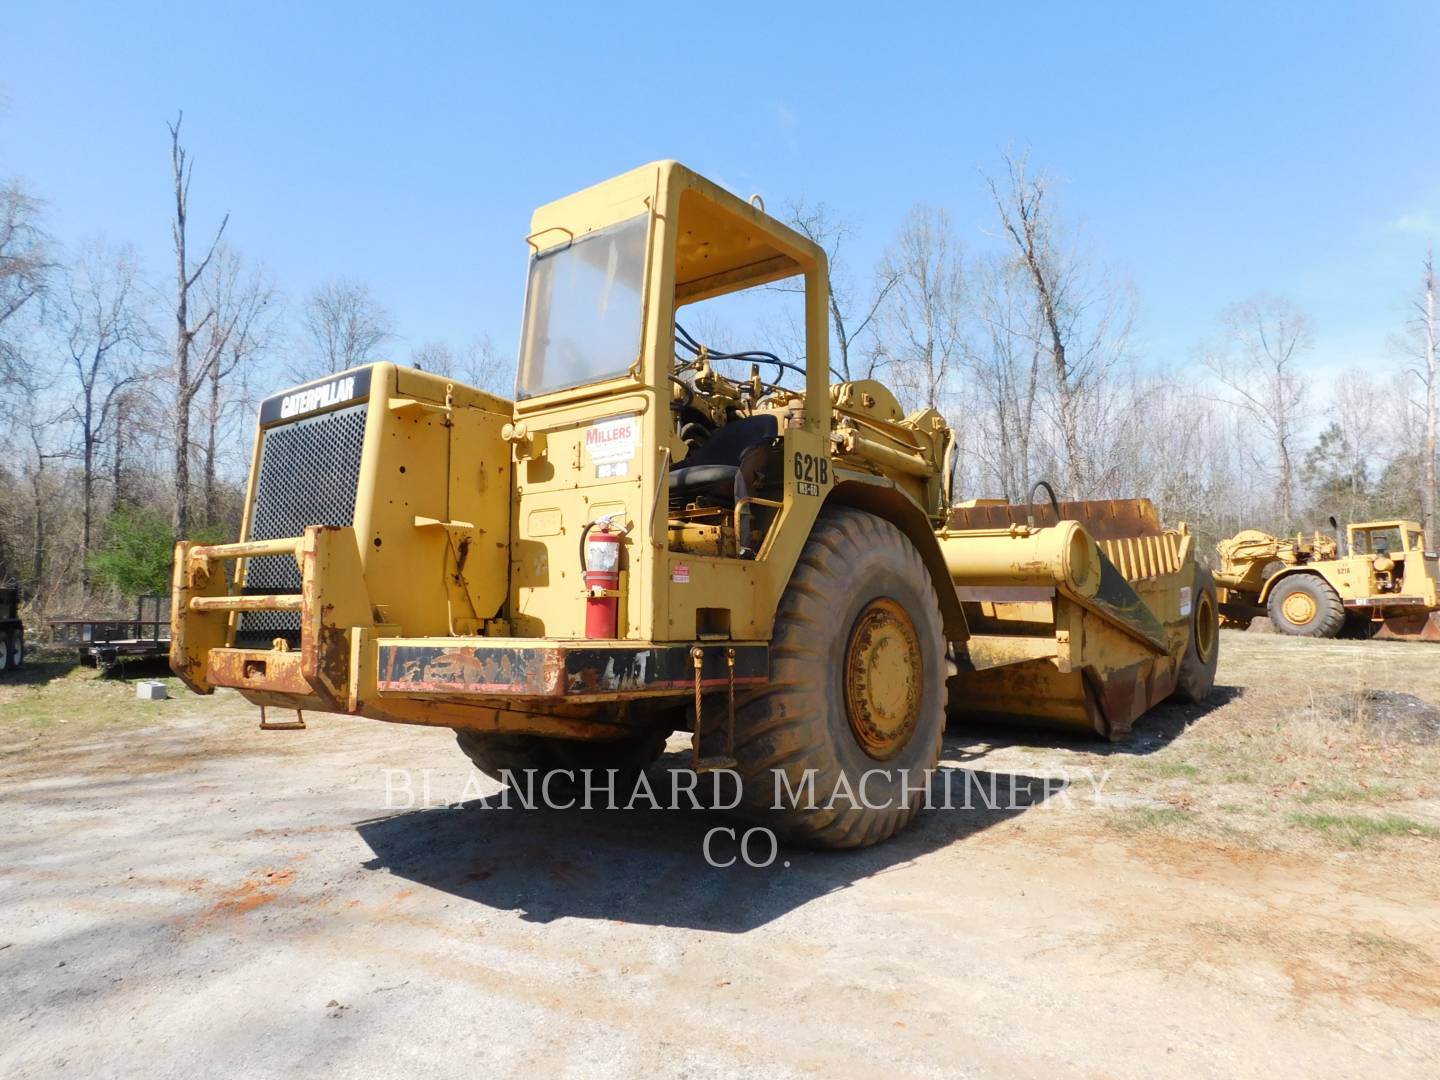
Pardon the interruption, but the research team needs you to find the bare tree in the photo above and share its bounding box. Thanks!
[195,249,276,527]
[0,180,51,367]
[0,341,63,598]
[963,253,1042,500]
[771,200,898,381]
[984,152,1133,498]
[168,113,229,537]
[300,279,392,377]
[1421,253,1437,547]
[411,333,510,396]
[1204,294,1313,528]
[57,243,146,589]
[874,205,967,412]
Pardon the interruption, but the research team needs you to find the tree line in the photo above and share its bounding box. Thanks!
[1,123,1436,621]
[0,115,507,617]
[780,152,1439,559]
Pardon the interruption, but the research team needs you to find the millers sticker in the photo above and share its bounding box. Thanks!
[672,562,690,584]
[584,414,638,465]
[1179,586,1192,617]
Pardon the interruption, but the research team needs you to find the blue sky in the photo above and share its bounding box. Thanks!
[4,1,1437,377]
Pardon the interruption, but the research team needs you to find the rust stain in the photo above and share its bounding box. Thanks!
[200,867,297,920]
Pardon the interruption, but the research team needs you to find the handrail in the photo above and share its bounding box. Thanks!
[190,594,303,613]
[189,536,304,562]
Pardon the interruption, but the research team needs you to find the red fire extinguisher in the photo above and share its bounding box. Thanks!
[581,518,626,638]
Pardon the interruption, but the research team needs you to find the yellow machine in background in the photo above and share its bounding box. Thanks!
[1215,521,1440,640]
[171,161,1217,849]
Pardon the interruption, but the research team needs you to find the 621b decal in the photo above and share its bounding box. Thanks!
[792,451,829,496]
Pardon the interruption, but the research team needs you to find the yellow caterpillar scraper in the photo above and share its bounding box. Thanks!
[1215,521,1440,641]
[172,161,1216,848]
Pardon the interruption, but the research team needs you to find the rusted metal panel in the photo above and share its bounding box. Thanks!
[206,648,316,698]
[949,661,1101,736]
[1373,611,1440,642]
[375,641,768,700]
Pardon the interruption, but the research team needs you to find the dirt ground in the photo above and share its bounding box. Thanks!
[2,631,1438,1079]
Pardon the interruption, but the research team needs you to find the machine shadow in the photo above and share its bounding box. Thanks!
[945,684,1243,761]
[356,751,1067,935]
[1,653,81,688]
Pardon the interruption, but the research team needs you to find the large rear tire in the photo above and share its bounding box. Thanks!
[1267,574,1345,638]
[0,631,11,674]
[728,508,947,850]
[1174,568,1219,702]
[454,727,668,798]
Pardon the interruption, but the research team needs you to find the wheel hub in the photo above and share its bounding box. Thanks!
[844,598,923,760]
[1195,593,1218,663]
[1281,591,1317,626]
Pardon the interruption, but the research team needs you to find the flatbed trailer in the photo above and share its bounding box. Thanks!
[51,595,170,671]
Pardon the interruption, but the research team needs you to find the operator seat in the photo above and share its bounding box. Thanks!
[668,413,778,503]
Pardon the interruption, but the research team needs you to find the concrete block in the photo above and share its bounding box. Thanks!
[136,680,169,701]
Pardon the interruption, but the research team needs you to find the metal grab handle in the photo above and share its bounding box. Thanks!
[524,225,574,253]
[190,536,304,562]
[190,594,303,613]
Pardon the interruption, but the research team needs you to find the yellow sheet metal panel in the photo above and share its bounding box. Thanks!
[937,521,1100,598]
[946,497,1163,539]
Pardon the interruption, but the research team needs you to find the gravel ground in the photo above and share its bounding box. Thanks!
[2,635,1438,1079]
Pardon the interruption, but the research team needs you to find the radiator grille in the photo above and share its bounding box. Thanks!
[238,404,368,645]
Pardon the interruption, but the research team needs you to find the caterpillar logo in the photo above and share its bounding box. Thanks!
[281,376,355,419]
[260,368,372,425]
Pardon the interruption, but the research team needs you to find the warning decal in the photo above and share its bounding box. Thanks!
[672,563,690,584]
[1179,586,1192,618]
[585,414,638,465]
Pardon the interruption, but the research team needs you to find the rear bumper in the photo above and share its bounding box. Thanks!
[376,639,768,702]
[172,527,769,734]
[1346,596,1432,609]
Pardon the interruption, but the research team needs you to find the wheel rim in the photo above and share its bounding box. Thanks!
[844,598,923,761]
[1194,592,1218,663]
[1281,590,1317,626]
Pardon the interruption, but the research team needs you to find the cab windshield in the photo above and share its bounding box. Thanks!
[1354,527,1403,555]
[516,214,649,399]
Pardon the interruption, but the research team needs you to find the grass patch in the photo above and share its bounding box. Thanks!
[1295,781,1399,805]
[1143,760,1202,779]
[0,657,195,735]
[1109,806,1194,834]
[1287,813,1440,847]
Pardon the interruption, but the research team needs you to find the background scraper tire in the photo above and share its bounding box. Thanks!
[728,508,947,850]
[0,632,9,674]
[1266,574,1345,638]
[455,727,668,796]
[1174,567,1219,702]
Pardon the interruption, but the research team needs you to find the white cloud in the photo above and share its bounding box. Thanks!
[766,101,799,130]
[1385,209,1438,236]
